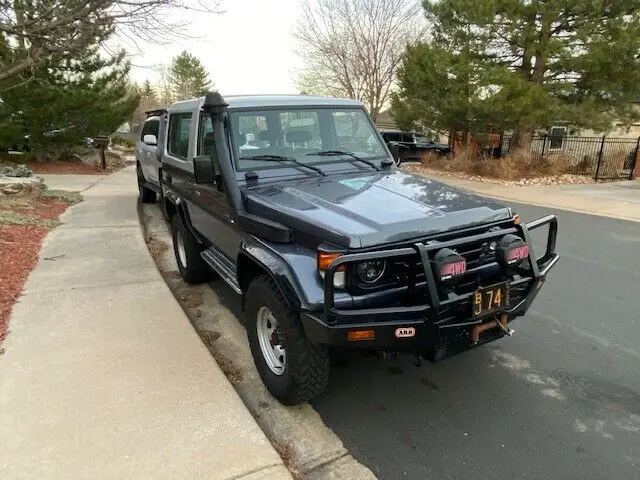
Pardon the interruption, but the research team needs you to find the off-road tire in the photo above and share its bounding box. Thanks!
[137,163,156,203]
[171,215,209,284]
[246,275,330,405]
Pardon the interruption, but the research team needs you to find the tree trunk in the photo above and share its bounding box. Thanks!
[512,128,533,151]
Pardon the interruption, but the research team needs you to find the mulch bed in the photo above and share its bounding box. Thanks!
[25,160,111,175]
[0,197,71,343]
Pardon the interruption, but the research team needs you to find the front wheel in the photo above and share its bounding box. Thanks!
[246,275,330,405]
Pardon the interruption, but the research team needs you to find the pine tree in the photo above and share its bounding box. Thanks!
[131,80,161,133]
[393,0,640,148]
[167,51,213,101]
[0,48,139,159]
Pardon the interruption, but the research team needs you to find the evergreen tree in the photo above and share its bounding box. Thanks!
[167,51,213,101]
[393,0,640,148]
[131,80,161,133]
[0,48,139,159]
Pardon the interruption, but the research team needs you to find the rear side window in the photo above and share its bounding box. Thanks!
[401,133,414,143]
[383,132,401,142]
[140,118,160,140]
[167,113,192,159]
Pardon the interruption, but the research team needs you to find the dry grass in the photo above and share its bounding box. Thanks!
[179,292,203,309]
[420,149,578,181]
[198,328,244,384]
[272,442,303,480]
[146,234,169,260]
[42,189,83,205]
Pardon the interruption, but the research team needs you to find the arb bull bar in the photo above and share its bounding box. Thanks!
[301,215,559,357]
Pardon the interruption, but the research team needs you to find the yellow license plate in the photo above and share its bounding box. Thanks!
[472,282,509,318]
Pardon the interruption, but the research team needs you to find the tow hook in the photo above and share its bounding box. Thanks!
[471,314,514,344]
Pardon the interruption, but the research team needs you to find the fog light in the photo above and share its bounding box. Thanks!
[432,248,466,282]
[496,234,529,268]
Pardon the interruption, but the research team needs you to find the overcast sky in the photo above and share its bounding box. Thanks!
[124,0,303,95]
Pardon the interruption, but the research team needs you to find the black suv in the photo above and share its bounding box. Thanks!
[380,130,451,165]
[150,92,559,405]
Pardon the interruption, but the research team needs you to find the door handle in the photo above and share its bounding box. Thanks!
[195,190,201,197]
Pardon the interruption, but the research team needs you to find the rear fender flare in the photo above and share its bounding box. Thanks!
[163,190,203,245]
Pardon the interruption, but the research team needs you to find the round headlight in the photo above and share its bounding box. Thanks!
[356,260,386,284]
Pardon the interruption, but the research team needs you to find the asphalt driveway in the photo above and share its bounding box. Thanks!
[310,203,640,480]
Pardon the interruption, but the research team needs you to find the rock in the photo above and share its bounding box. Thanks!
[0,176,43,196]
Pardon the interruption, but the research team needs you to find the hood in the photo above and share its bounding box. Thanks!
[243,170,512,248]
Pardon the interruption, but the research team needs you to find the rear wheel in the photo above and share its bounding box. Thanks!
[246,275,330,405]
[171,215,209,284]
[137,163,156,203]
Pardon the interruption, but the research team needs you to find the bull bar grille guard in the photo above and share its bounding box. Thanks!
[323,215,559,325]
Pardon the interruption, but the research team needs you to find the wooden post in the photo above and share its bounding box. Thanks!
[594,135,606,181]
[100,145,106,171]
[632,136,640,180]
[540,135,547,162]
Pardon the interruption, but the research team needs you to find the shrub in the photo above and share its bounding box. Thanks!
[0,163,33,177]
[420,148,577,180]
[111,136,135,148]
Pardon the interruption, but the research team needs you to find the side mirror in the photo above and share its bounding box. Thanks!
[143,134,157,146]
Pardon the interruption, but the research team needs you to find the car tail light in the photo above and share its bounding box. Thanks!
[496,234,529,268]
[432,248,467,282]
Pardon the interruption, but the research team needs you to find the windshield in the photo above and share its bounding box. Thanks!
[228,107,387,171]
[414,134,432,144]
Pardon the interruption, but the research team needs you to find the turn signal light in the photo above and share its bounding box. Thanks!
[347,330,375,341]
[317,252,343,271]
[513,214,521,225]
[317,251,346,288]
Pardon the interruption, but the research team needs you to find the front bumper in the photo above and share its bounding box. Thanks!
[301,215,559,358]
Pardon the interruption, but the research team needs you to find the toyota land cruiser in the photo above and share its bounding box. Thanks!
[143,92,559,405]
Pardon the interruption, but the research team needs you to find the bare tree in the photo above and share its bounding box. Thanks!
[0,0,222,84]
[295,0,425,121]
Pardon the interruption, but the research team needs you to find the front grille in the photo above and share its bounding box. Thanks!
[343,221,530,314]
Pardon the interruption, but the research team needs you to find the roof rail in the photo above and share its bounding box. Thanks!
[145,108,167,117]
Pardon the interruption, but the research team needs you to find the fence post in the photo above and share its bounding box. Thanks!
[540,135,547,162]
[631,136,640,180]
[594,135,606,181]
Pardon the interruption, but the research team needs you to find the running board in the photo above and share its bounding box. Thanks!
[201,248,241,294]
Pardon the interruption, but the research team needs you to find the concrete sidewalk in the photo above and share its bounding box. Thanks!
[0,167,291,480]
[426,173,640,222]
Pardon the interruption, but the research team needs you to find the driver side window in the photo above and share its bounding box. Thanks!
[198,115,215,157]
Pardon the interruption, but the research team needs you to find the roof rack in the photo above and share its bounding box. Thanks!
[145,108,167,117]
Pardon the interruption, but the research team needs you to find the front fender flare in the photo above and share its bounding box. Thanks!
[238,237,320,311]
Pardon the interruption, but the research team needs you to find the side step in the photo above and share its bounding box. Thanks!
[201,247,241,294]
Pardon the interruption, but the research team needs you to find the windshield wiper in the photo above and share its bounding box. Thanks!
[306,150,380,171]
[238,154,326,176]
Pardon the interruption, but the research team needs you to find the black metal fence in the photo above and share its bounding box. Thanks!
[502,135,640,181]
